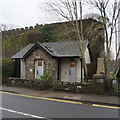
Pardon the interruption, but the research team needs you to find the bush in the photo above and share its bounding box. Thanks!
[40,72,52,81]
[2,58,14,84]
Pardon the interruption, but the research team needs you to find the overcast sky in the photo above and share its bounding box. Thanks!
[0,0,40,28]
[0,0,119,58]
[0,0,99,28]
[0,0,68,28]
[0,0,117,28]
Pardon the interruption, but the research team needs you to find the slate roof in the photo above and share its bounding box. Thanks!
[11,41,88,59]
[11,43,35,59]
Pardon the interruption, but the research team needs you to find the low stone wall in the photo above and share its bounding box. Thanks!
[53,81,104,94]
[7,77,52,90]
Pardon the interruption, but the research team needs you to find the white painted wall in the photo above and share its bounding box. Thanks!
[20,59,26,79]
[76,58,82,82]
[60,58,82,82]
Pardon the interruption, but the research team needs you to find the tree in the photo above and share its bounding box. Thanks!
[40,24,57,42]
[45,0,104,80]
[24,29,43,43]
[89,0,120,79]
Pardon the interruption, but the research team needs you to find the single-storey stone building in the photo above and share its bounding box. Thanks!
[11,41,91,82]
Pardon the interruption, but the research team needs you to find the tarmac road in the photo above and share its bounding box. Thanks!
[1,92,119,119]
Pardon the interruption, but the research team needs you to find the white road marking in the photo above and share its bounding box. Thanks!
[0,107,46,119]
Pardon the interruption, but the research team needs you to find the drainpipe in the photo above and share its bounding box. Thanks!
[81,59,83,82]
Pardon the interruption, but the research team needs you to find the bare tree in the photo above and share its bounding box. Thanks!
[45,0,104,79]
[89,0,120,79]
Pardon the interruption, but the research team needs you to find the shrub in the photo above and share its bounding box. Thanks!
[2,58,14,84]
[40,72,52,81]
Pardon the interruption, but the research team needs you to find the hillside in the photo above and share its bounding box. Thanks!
[2,19,104,58]
[2,18,104,77]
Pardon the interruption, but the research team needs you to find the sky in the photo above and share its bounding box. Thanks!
[0,0,98,28]
[0,0,67,28]
[0,0,117,28]
[0,0,40,28]
[0,0,119,58]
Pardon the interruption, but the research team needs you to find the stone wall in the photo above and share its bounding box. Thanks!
[7,77,52,90]
[25,47,58,80]
[53,81,104,94]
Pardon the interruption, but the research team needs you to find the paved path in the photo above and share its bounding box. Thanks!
[1,92,119,119]
[1,85,119,105]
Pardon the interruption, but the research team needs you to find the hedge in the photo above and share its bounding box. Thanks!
[2,58,14,84]
[53,81,104,94]
[7,78,52,90]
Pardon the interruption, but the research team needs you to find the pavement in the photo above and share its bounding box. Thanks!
[1,85,120,106]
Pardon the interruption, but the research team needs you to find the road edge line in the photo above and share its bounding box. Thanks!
[1,91,120,110]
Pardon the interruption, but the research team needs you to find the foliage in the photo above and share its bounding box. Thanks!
[81,75,89,82]
[24,30,43,43]
[40,72,52,81]
[2,58,14,84]
[2,58,14,79]
[35,71,53,81]
[2,34,26,58]
[3,29,44,58]
[40,24,57,42]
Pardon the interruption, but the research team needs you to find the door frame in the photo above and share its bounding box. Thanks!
[69,59,76,82]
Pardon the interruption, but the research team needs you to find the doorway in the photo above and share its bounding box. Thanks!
[69,59,76,82]
[35,60,44,79]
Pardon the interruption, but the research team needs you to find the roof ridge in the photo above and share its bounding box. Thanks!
[37,40,88,45]
[40,41,78,44]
